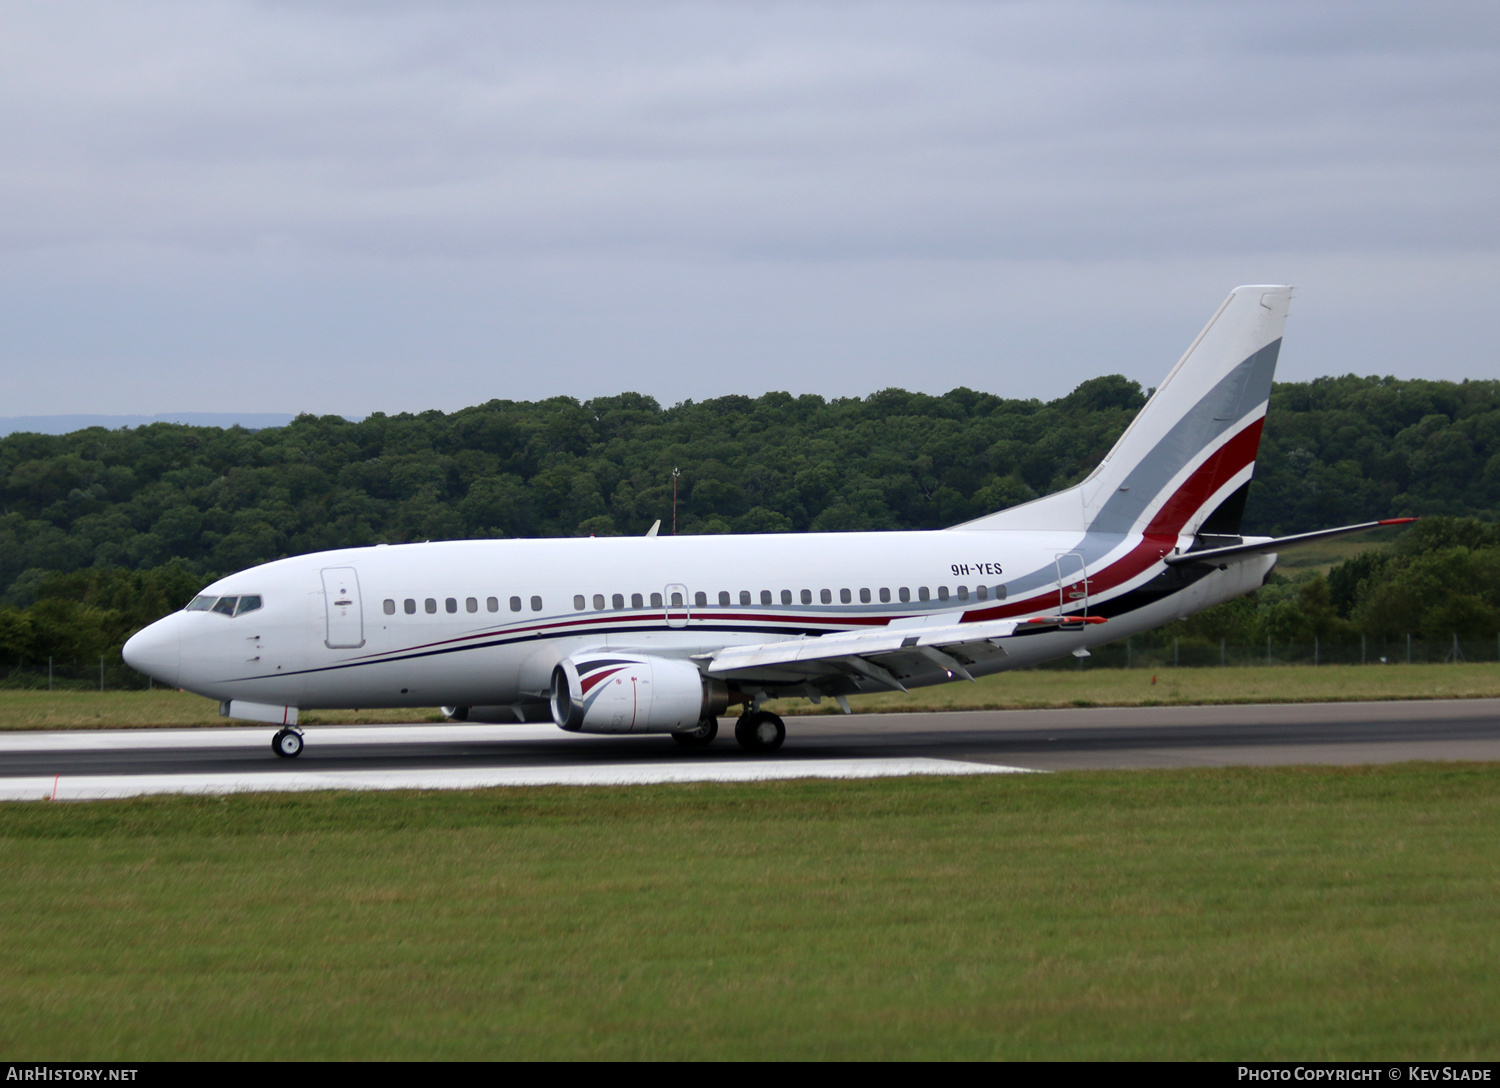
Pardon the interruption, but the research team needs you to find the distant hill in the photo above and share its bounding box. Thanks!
[0,413,297,437]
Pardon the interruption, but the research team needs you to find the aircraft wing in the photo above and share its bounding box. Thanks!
[1164,518,1417,567]
[699,615,1105,692]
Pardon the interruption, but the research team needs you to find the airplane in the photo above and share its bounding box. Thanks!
[122,285,1412,759]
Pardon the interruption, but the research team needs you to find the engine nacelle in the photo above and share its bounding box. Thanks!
[550,652,728,734]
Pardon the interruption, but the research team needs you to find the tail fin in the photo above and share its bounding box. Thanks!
[953,285,1291,539]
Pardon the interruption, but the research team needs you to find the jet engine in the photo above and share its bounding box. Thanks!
[550,652,728,734]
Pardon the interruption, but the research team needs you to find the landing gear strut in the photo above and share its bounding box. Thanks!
[272,727,304,758]
[735,710,786,753]
[671,717,719,748]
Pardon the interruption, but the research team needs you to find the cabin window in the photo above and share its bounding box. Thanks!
[383,599,396,615]
[670,591,683,607]
[937,586,949,602]
[612,593,624,609]
[510,596,522,612]
[994,585,1007,600]
[425,598,437,614]
[975,585,987,601]
[740,590,753,606]
[446,598,458,613]
[820,589,832,604]
[650,592,663,608]
[694,591,707,606]
[918,587,930,602]
[781,589,792,605]
[530,596,542,612]
[487,597,499,612]
[859,588,871,603]
[632,593,644,609]
[466,597,478,613]
[956,586,969,601]
[898,587,910,603]
[594,594,606,610]
[719,591,731,606]
[764,590,775,606]
[880,588,891,603]
[574,595,586,610]
[800,589,812,605]
[405,599,417,614]
[186,595,215,612]
[235,596,262,616]
[840,588,852,604]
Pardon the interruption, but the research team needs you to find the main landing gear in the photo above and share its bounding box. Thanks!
[734,710,786,753]
[671,711,787,752]
[272,727,304,758]
[671,717,719,748]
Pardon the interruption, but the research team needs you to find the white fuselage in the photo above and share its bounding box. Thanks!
[124,528,1274,712]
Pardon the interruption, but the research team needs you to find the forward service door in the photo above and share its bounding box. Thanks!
[321,567,365,649]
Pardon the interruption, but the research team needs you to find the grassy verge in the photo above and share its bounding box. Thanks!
[0,689,444,730]
[1,764,1497,1059]
[3,662,1499,729]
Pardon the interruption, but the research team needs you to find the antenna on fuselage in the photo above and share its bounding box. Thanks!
[645,520,661,538]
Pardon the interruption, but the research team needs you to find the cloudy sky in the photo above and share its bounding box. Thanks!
[1,0,1497,417]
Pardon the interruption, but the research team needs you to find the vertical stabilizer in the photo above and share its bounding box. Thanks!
[953,285,1291,539]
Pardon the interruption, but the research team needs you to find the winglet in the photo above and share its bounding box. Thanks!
[645,520,661,538]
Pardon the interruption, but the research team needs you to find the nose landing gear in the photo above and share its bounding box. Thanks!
[272,727,304,758]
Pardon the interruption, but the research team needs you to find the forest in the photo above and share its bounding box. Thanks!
[3,371,1499,681]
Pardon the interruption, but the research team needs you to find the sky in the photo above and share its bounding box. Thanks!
[1,0,1497,418]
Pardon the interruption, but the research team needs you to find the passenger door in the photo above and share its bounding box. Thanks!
[321,567,365,649]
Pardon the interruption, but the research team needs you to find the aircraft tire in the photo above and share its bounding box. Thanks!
[272,728,304,759]
[671,717,719,748]
[734,711,785,753]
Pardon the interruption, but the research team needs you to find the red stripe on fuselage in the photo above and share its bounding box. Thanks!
[1144,419,1263,537]
[962,418,1264,622]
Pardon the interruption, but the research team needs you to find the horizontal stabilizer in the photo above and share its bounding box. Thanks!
[1164,518,1417,567]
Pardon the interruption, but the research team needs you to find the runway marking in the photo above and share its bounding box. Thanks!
[0,723,566,752]
[0,757,1029,802]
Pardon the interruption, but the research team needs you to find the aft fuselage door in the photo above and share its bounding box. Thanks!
[664,583,690,628]
[1054,553,1089,620]
[321,567,366,649]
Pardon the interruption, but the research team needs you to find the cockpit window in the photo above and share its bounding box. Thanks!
[187,593,264,616]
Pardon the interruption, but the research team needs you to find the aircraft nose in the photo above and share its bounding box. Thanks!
[123,618,181,688]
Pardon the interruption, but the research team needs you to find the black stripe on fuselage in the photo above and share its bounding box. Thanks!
[211,568,1214,686]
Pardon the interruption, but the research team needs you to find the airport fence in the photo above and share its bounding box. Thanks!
[1034,633,1500,670]
[4,635,1499,692]
[2,653,146,691]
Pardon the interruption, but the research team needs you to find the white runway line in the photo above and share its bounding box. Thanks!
[0,723,565,752]
[0,757,1029,802]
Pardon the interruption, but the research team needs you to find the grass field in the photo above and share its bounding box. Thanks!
[1,764,1497,1060]
[3,662,1500,730]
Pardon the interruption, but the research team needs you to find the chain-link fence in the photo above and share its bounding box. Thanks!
[1036,633,1500,670]
[7,634,1499,690]
[2,654,151,691]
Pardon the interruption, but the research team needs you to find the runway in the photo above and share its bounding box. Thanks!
[3,698,1500,801]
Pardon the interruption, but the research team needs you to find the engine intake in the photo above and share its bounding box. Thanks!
[550,652,728,734]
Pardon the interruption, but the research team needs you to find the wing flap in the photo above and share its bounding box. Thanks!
[700,616,1110,681]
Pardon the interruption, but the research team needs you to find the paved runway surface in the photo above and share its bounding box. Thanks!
[4,699,1499,800]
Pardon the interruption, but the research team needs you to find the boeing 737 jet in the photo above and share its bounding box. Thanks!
[123,285,1410,758]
